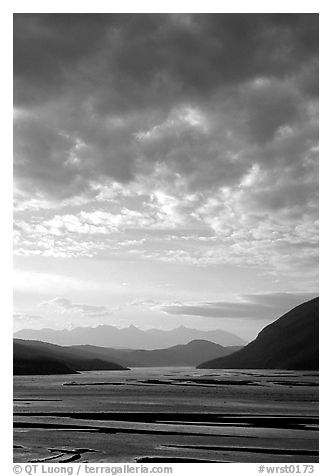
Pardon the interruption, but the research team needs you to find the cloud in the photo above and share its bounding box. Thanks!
[13,313,43,322]
[39,297,112,318]
[242,292,318,308]
[14,14,318,107]
[162,292,317,320]
[14,171,318,275]
[14,14,318,198]
[13,14,318,284]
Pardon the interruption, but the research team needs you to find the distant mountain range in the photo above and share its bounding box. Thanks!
[14,324,245,348]
[13,338,241,374]
[198,297,319,370]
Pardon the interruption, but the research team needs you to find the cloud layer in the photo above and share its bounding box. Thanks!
[14,14,318,194]
[162,292,318,320]
[14,14,318,291]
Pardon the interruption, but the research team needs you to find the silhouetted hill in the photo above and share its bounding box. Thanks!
[14,325,245,348]
[14,338,242,370]
[14,358,77,375]
[125,340,241,367]
[13,339,129,375]
[197,297,319,370]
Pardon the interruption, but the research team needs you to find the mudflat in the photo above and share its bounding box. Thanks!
[14,367,318,463]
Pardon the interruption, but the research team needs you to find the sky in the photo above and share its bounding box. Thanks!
[13,13,319,341]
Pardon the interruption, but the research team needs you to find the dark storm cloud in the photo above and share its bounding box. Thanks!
[14,116,84,198]
[240,79,304,144]
[14,14,116,107]
[162,292,318,320]
[13,13,318,202]
[14,14,318,109]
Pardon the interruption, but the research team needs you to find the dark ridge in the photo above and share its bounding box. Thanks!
[14,337,241,368]
[120,340,242,367]
[198,298,319,370]
[13,358,78,375]
[13,339,129,374]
